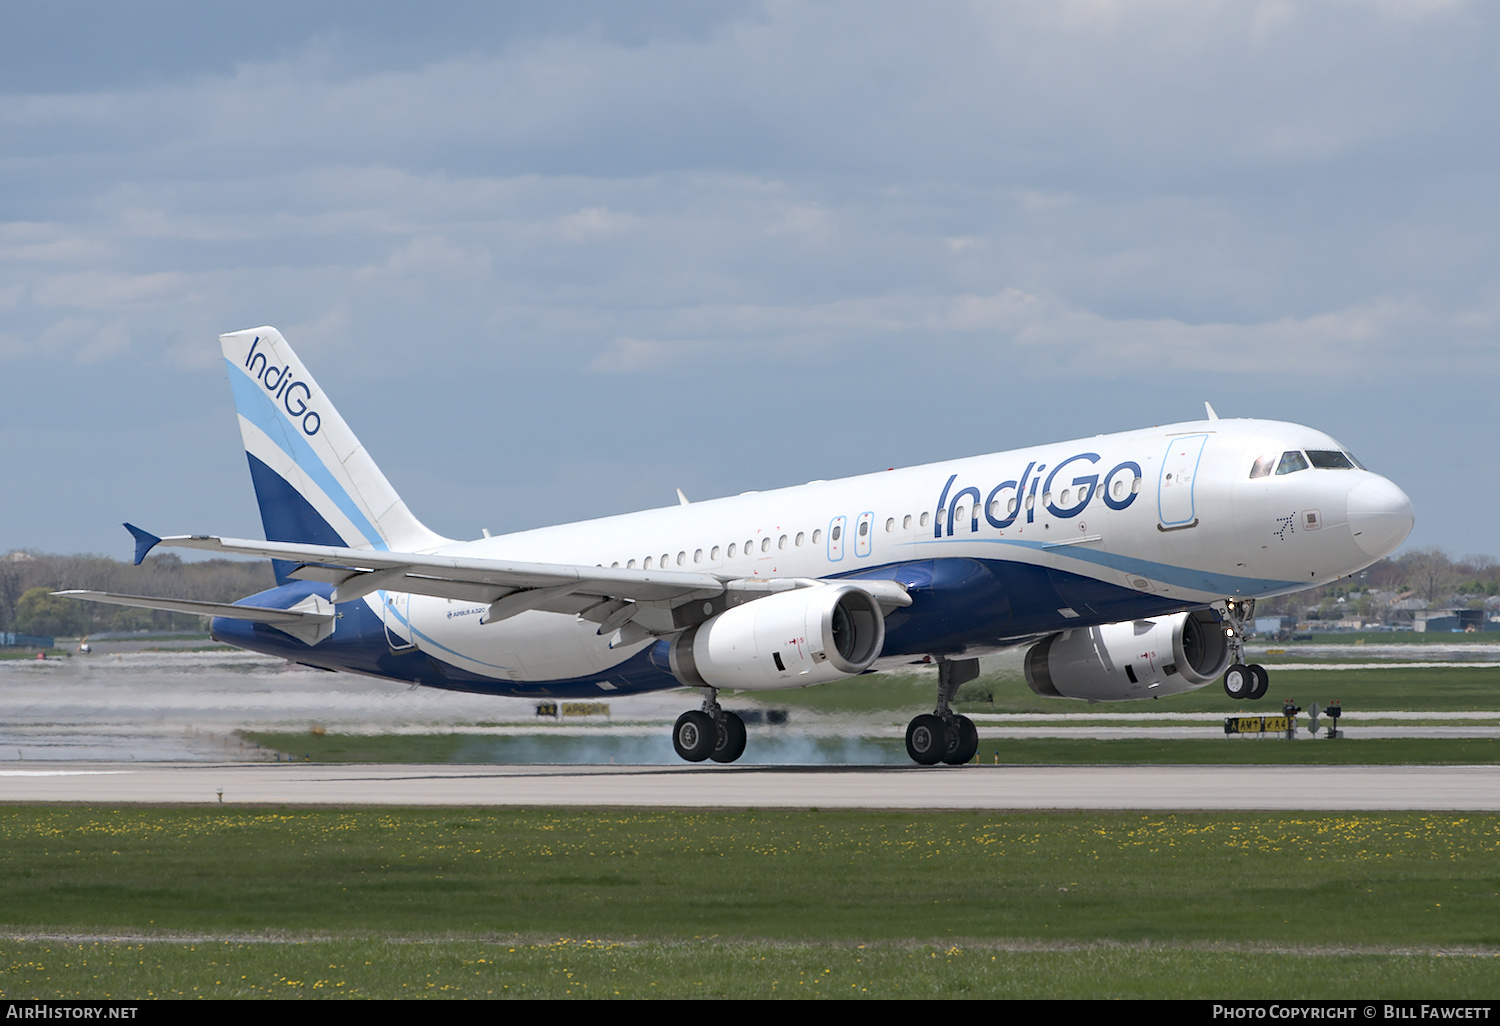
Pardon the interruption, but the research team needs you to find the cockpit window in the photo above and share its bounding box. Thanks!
[1307,450,1354,470]
[1249,455,1275,479]
[1274,451,1309,475]
[1345,451,1366,470]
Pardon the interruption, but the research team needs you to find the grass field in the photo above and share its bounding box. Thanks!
[1,806,1497,998]
[752,663,1500,715]
[4,652,1497,999]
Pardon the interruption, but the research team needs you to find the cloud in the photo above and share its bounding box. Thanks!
[1,2,1498,554]
[589,336,710,374]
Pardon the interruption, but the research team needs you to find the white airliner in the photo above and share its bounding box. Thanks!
[62,327,1415,765]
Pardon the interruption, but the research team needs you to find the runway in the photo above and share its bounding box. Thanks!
[3,761,1497,810]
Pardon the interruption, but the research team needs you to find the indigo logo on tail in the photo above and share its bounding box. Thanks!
[244,336,321,436]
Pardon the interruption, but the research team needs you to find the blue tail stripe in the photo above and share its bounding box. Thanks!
[225,358,386,551]
[247,454,355,584]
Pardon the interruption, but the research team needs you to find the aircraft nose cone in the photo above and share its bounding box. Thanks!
[1347,476,1414,558]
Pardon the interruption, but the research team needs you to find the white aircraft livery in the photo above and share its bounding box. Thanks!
[62,327,1415,765]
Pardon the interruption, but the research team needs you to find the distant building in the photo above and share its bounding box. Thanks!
[1,631,53,648]
[1413,609,1494,632]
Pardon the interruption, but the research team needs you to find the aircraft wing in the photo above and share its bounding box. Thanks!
[121,525,910,638]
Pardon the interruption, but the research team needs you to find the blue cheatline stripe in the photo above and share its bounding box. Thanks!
[225,358,387,551]
[897,534,1300,595]
[381,599,517,673]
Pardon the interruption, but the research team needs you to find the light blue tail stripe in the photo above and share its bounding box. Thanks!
[225,358,387,551]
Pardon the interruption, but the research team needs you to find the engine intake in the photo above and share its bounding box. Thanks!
[1024,608,1230,701]
[668,585,885,690]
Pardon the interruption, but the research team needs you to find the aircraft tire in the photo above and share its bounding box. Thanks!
[709,711,748,764]
[1223,663,1251,700]
[673,711,717,762]
[1246,664,1270,701]
[906,714,951,766]
[942,716,979,765]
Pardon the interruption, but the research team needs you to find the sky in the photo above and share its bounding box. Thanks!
[2,0,1495,561]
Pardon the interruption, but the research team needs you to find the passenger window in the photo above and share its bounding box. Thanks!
[858,521,868,536]
[796,532,804,546]
[920,512,930,528]
[903,515,912,530]
[1307,450,1354,470]
[761,537,770,552]
[812,529,822,544]
[727,543,737,558]
[832,525,842,541]
[694,549,703,563]
[711,546,720,559]
[885,518,894,532]
[779,535,788,549]
[643,557,653,569]
[1275,451,1309,475]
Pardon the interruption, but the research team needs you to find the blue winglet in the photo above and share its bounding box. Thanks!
[123,523,161,565]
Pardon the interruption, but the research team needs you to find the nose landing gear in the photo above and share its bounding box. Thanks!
[1220,599,1270,700]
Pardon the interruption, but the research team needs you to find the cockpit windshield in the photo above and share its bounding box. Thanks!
[1250,448,1366,478]
[1306,450,1355,470]
[1274,451,1309,475]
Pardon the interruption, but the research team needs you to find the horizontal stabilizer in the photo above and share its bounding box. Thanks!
[54,590,335,646]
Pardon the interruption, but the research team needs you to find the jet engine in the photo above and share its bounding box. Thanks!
[668,584,885,690]
[1023,608,1230,701]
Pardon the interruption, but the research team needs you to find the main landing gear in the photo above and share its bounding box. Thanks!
[905,657,981,766]
[1220,598,1270,701]
[672,689,747,764]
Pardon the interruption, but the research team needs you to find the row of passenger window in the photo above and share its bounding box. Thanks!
[1249,450,1363,479]
[607,474,1145,570]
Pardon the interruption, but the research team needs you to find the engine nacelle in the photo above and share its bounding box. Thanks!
[1023,608,1230,702]
[668,585,885,690]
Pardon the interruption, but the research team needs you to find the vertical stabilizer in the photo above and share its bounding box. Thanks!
[221,327,449,580]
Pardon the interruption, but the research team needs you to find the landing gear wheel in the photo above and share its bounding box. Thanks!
[1246,664,1270,701]
[906,714,951,766]
[1223,663,1251,700]
[942,715,979,766]
[709,711,747,764]
[673,710,717,762]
